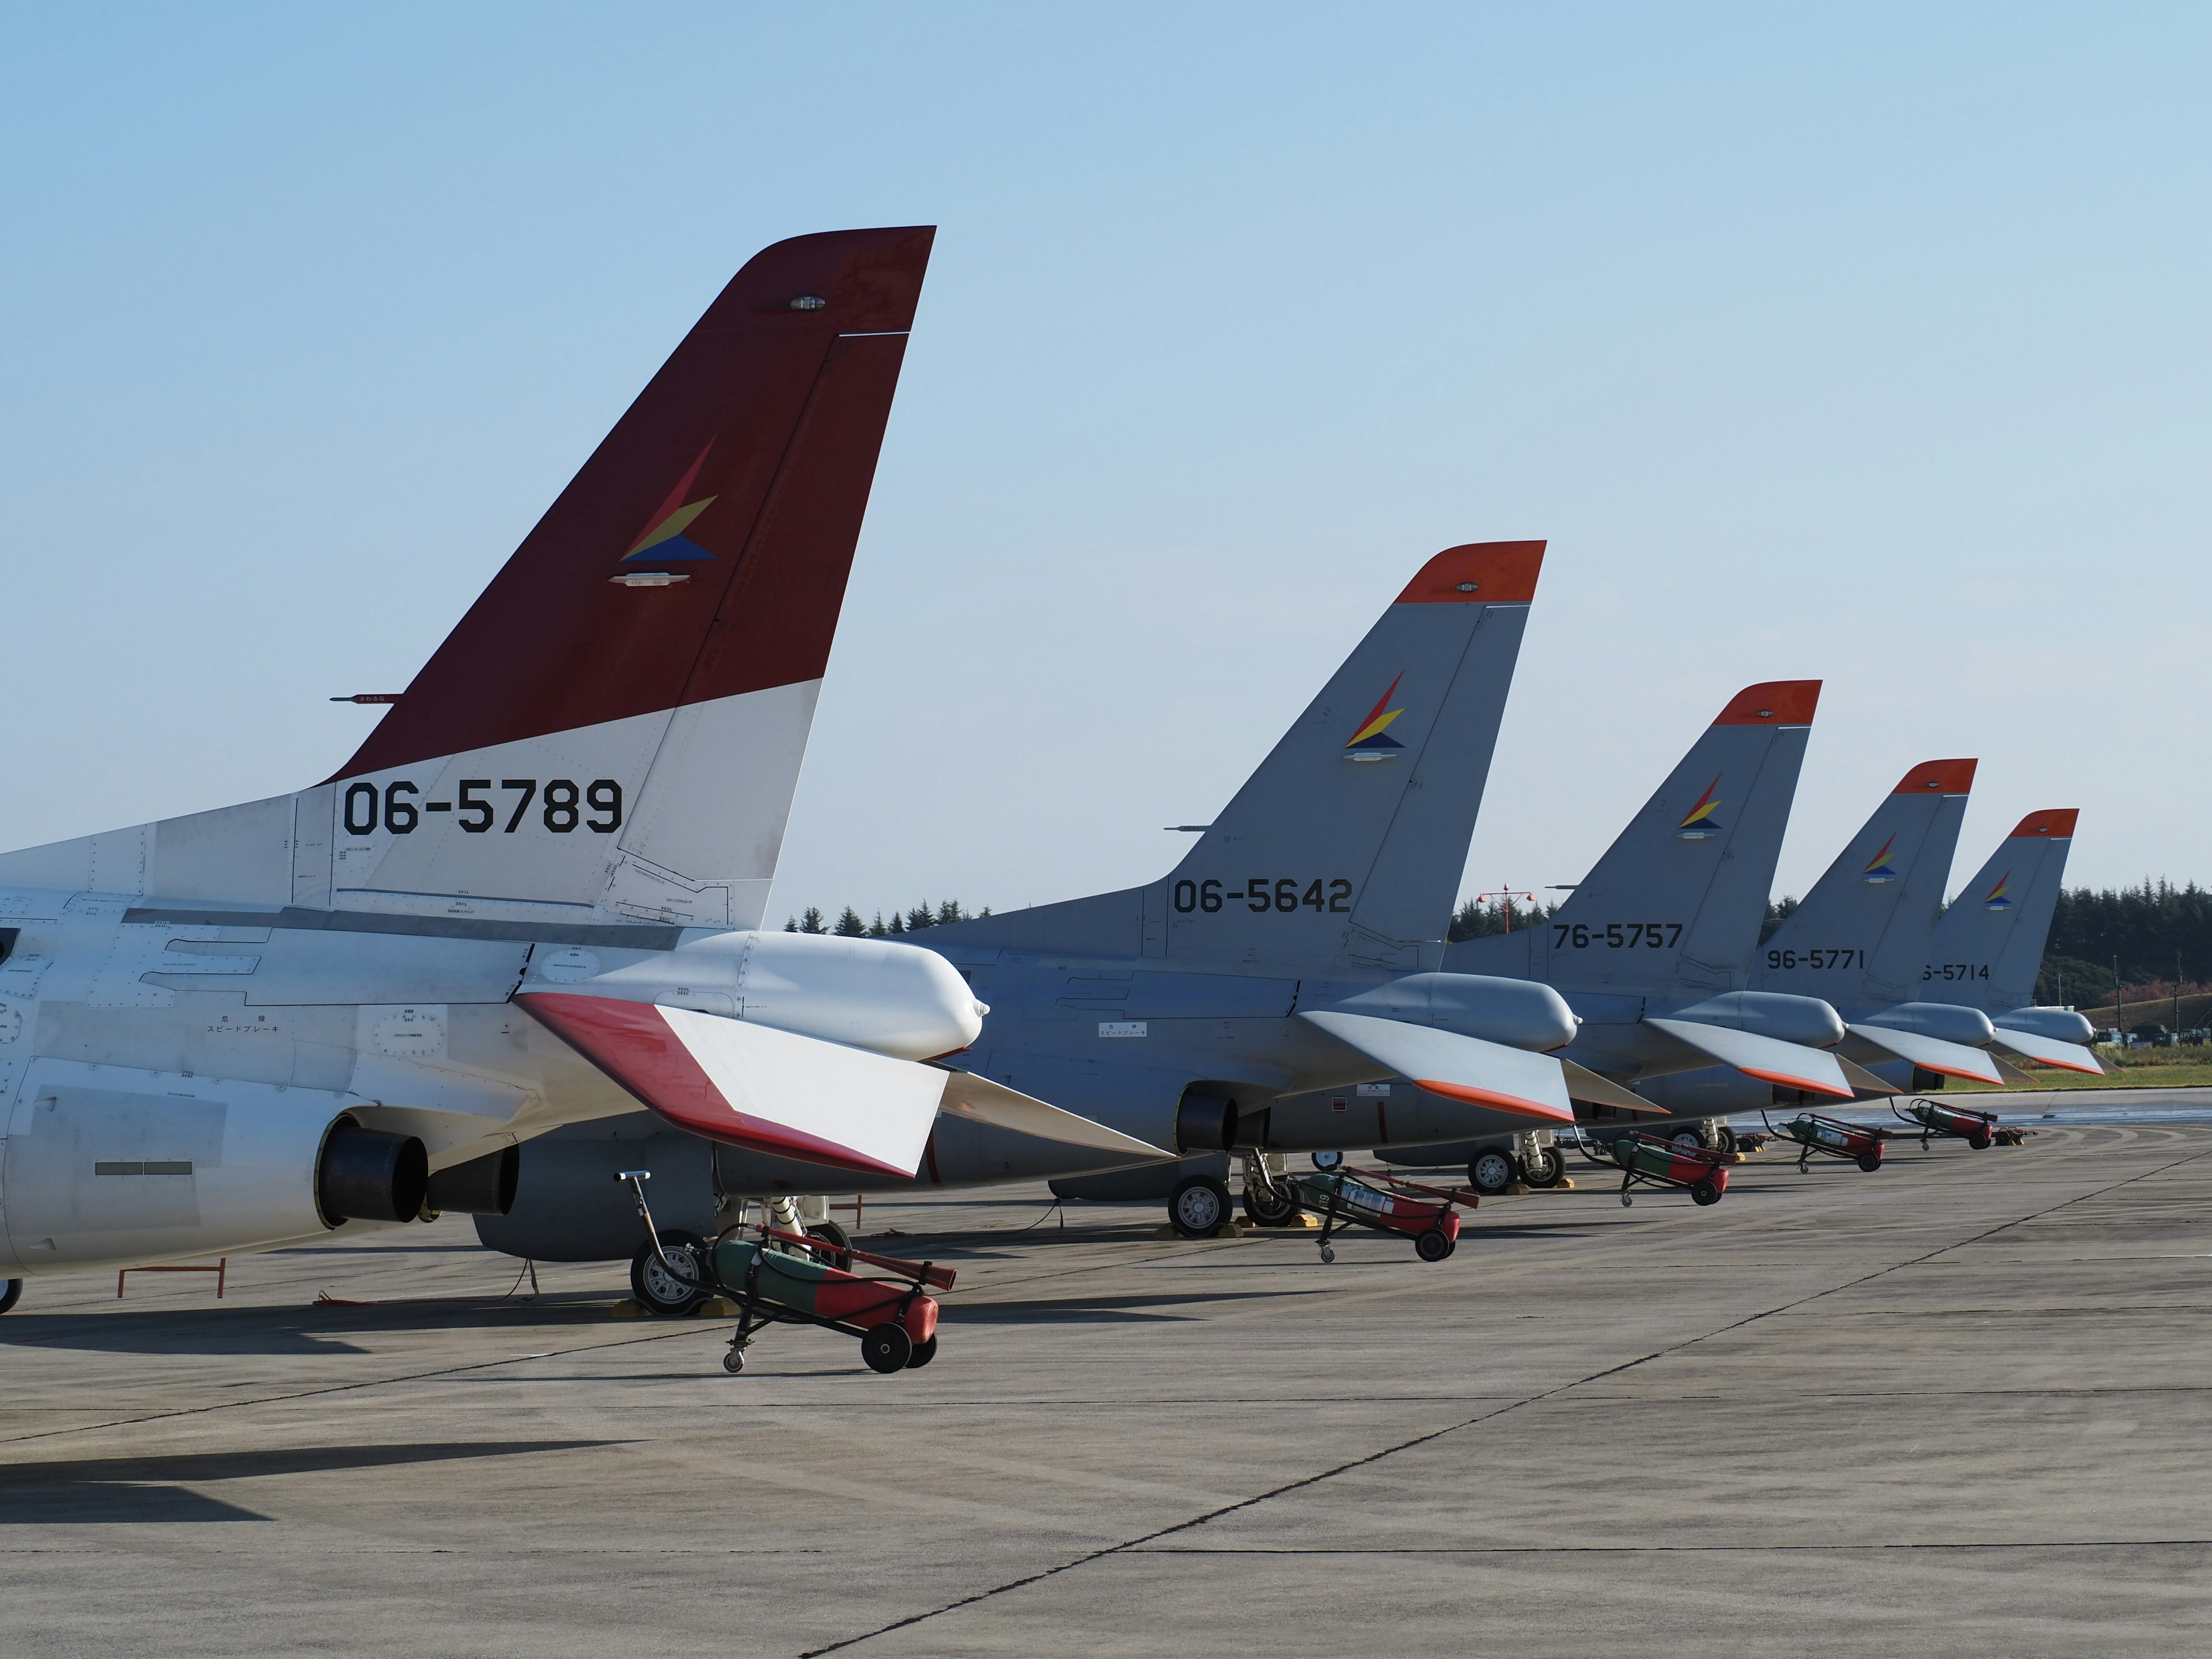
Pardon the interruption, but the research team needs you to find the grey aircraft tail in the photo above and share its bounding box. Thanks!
[930,541,1545,974]
[1447,681,1820,994]
[1925,809,2079,1012]
[1752,759,1975,1007]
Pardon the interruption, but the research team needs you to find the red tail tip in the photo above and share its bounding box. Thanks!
[1396,541,1545,605]
[1713,680,1821,727]
[2011,808,2078,839]
[1893,758,1977,795]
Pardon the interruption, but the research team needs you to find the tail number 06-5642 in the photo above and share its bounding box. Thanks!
[1173,878,1352,914]
[341,778,623,838]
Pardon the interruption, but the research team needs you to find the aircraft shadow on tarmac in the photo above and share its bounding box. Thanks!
[0,1291,624,1358]
[943,1288,1322,1325]
[0,1440,620,1525]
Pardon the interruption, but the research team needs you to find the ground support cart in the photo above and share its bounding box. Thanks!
[1605,1130,1730,1207]
[1893,1096,1999,1151]
[1767,1110,1891,1173]
[709,1226,952,1376]
[1294,1166,1476,1264]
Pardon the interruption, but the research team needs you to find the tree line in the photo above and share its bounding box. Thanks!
[784,881,2212,1010]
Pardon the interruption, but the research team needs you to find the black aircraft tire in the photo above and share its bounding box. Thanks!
[1415,1228,1452,1263]
[862,1323,914,1374]
[1671,1127,1705,1150]
[1519,1146,1566,1188]
[1169,1175,1233,1238]
[1690,1177,1724,1207]
[630,1229,711,1317]
[1243,1181,1299,1228]
[906,1334,938,1369]
[806,1220,854,1270]
[0,1278,20,1315]
[1469,1149,1518,1196]
[1712,1124,1738,1156]
[1857,1150,1884,1173]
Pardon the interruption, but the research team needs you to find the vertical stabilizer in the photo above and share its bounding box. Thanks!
[1754,759,1975,1007]
[1926,809,2079,1010]
[1448,681,1820,993]
[0,228,937,921]
[930,543,1543,972]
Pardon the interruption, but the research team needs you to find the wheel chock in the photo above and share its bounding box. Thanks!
[610,1298,648,1319]
[695,1296,742,1317]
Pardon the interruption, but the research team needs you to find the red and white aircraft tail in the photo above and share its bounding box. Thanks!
[0,227,935,926]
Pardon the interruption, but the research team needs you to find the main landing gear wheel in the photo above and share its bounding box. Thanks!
[1670,1127,1705,1150]
[1690,1177,1724,1207]
[630,1228,711,1317]
[1712,1124,1738,1156]
[1857,1150,1885,1173]
[862,1323,914,1374]
[906,1334,938,1369]
[1242,1180,1300,1228]
[1169,1174,1232,1238]
[1415,1228,1453,1263]
[1520,1146,1567,1188]
[1310,1150,1344,1173]
[0,1279,21,1315]
[1469,1149,1518,1196]
[806,1219,854,1270]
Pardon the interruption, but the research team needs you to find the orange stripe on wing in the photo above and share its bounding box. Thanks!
[1416,1077,1575,1123]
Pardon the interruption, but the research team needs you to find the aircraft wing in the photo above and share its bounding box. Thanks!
[1559,1059,1676,1115]
[519,992,944,1178]
[1842,1024,2005,1086]
[1645,1017,1856,1100]
[935,1071,1173,1161]
[1986,1027,2104,1075]
[1299,1010,1574,1123]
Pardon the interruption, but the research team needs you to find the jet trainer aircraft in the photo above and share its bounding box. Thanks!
[482,541,1664,1275]
[0,226,1145,1315]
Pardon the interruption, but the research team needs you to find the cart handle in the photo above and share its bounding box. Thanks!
[757,1226,956,1290]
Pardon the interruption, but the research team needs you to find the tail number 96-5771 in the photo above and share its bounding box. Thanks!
[1173,877,1352,914]
[342,778,623,837]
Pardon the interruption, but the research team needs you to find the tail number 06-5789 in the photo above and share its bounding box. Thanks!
[341,778,623,838]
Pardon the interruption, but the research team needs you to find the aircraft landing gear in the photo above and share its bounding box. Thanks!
[1240,1151,1301,1226]
[1168,1173,1232,1238]
[1469,1147,1518,1196]
[805,1219,854,1269]
[0,1279,21,1315]
[1519,1144,1567,1188]
[630,1228,711,1317]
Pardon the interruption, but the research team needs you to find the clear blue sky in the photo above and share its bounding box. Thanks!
[3,5,2205,923]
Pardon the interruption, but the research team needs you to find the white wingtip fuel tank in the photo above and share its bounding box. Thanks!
[533,930,986,1060]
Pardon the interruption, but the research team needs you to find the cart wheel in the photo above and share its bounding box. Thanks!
[1712,1124,1738,1156]
[1519,1146,1567,1188]
[1857,1150,1884,1173]
[906,1334,938,1369]
[629,1229,711,1317]
[862,1323,914,1374]
[722,1347,747,1375]
[1414,1228,1452,1263]
[1968,1131,1993,1150]
[1690,1177,1723,1207]
[1242,1179,1300,1228]
[1620,1194,1634,1207]
[1469,1148,1517,1196]
[805,1220,854,1270]
[1319,1244,1336,1264]
[1168,1173,1233,1238]
[0,1279,21,1316]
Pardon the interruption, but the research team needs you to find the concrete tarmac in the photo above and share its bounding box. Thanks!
[5,1123,2210,1657]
